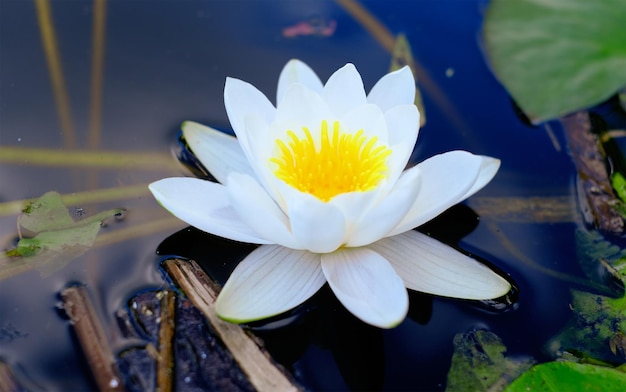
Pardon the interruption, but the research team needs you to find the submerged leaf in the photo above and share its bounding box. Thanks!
[1,191,122,279]
[483,0,626,123]
[19,191,75,233]
[446,329,534,392]
[16,221,103,276]
[574,229,626,296]
[506,362,626,392]
[19,191,120,233]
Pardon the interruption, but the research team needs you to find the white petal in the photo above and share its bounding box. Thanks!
[224,77,275,149]
[370,231,511,299]
[148,178,270,244]
[322,63,367,117]
[367,66,416,111]
[384,104,420,153]
[461,156,500,200]
[287,191,347,253]
[216,245,326,322]
[340,103,388,143]
[384,104,421,185]
[182,121,254,184]
[388,151,482,236]
[329,187,383,231]
[274,83,333,136]
[238,114,279,193]
[277,59,323,105]
[321,247,408,328]
[227,172,301,249]
[347,165,421,247]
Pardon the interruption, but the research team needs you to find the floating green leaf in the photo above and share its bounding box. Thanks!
[446,329,534,392]
[483,0,626,123]
[0,191,122,279]
[506,362,626,392]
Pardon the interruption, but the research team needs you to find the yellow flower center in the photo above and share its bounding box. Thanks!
[270,120,392,202]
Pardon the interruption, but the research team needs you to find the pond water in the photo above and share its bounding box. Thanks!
[0,0,614,390]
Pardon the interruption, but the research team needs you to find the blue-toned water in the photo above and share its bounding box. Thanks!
[0,1,608,390]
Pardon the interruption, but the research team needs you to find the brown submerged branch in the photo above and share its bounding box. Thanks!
[561,111,624,235]
[60,285,124,391]
[0,361,22,392]
[156,290,175,392]
[468,196,576,223]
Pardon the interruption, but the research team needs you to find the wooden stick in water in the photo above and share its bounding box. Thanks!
[162,258,301,392]
[156,290,175,392]
[61,285,124,392]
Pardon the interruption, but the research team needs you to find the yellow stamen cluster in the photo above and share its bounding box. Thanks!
[270,120,391,202]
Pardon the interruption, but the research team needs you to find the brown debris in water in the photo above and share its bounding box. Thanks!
[561,111,624,235]
[60,285,124,392]
[0,361,23,392]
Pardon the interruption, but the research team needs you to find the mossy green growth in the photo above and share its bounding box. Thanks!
[611,173,626,219]
[547,229,626,362]
[611,172,626,203]
[446,330,534,391]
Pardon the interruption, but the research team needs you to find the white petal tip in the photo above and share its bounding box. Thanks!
[372,231,513,301]
[215,304,272,325]
[477,277,512,300]
[322,248,409,329]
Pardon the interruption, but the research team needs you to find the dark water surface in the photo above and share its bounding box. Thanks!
[0,1,590,390]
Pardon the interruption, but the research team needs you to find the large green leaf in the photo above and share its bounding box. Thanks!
[506,362,626,392]
[483,0,626,123]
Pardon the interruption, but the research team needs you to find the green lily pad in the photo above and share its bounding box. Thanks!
[1,191,122,279]
[506,362,626,392]
[446,329,534,391]
[483,0,626,123]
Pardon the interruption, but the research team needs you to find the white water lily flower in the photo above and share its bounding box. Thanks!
[149,59,511,328]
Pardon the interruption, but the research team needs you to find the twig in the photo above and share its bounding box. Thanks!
[94,216,183,248]
[468,196,576,222]
[156,290,175,392]
[61,285,124,391]
[0,146,179,172]
[162,258,301,392]
[0,361,21,392]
